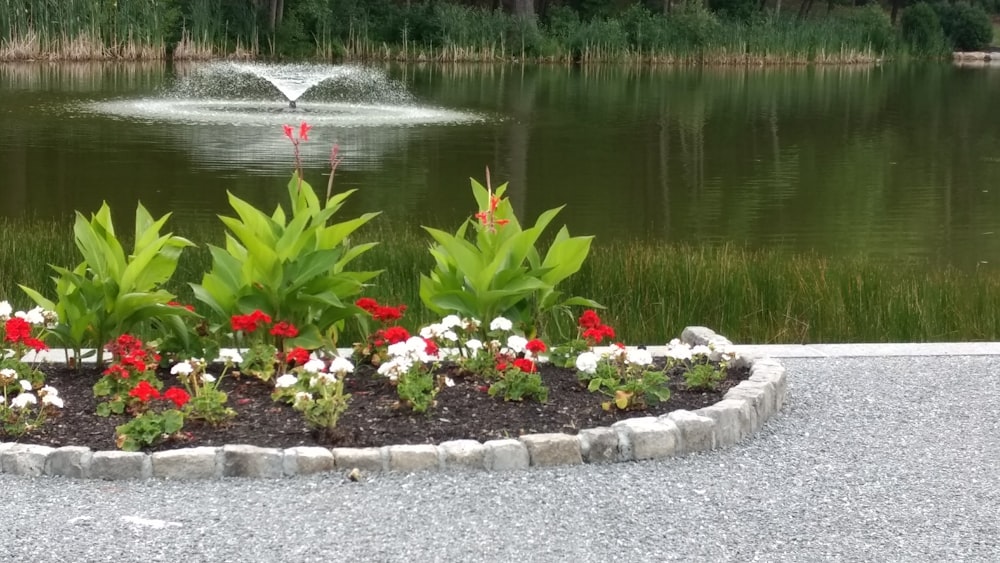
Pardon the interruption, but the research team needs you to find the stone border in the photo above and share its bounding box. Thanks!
[0,327,785,480]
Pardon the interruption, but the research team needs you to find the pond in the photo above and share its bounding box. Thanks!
[2,61,1000,270]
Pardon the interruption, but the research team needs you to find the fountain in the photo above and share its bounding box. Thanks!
[79,62,484,174]
[84,62,482,127]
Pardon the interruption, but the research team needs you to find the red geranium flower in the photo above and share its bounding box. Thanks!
[4,317,30,343]
[578,310,602,330]
[285,347,310,366]
[423,338,439,356]
[355,297,379,313]
[24,337,48,352]
[372,305,406,323]
[163,387,191,408]
[128,380,160,402]
[525,339,547,355]
[513,358,537,373]
[270,321,299,339]
[495,361,508,372]
[380,326,410,345]
[103,364,130,380]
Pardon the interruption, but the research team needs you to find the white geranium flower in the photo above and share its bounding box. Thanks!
[302,358,327,374]
[310,372,337,386]
[11,393,37,409]
[419,323,445,339]
[626,348,653,367]
[19,380,32,392]
[40,385,58,397]
[220,350,243,364]
[665,342,692,361]
[708,345,737,363]
[506,335,528,354]
[489,317,513,332]
[0,368,17,381]
[465,339,484,355]
[16,306,45,326]
[328,356,355,375]
[441,315,463,329]
[0,300,11,319]
[669,338,682,346]
[275,373,299,388]
[444,376,455,387]
[377,356,412,381]
[575,351,599,374]
[465,318,481,329]
[170,361,194,376]
[42,394,64,408]
[441,330,458,342]
[386,341,410,358]
[608,344,627,362]
[200,373,216,384]
[691,345,712,358]
[293,391,312,405]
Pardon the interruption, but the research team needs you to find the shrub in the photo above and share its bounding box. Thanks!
[901,2,948,55]
[837,5,897,53]
[935,2,993,51]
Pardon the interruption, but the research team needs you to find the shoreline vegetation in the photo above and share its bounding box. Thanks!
[1,0,990,65]
[4,216,1000,346]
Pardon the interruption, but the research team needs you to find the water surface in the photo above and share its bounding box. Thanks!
[2,61,1000,269]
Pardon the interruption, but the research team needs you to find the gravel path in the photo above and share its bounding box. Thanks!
[3,355,1000,562]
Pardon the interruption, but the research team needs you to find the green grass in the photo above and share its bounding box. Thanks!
[6,215,1000,345]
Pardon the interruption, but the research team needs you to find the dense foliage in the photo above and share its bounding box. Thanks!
[1,0,993,61]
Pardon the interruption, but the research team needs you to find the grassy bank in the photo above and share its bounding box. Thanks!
[0,0,906,64]
[5,216,1000,345]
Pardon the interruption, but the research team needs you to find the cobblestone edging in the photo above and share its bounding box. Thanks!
[0,327,786,480]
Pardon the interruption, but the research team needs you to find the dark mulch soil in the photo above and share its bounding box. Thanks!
[8,360,749,452]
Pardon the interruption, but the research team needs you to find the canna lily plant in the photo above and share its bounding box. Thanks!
[20,203,194,368]
[419,169,601,338]
[191,122,381,350]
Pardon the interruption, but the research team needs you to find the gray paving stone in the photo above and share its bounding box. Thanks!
[483,439,529,471]
[519,433,582,467]
[724,382,771,432]
[152,447,219,480]
[751,359,788,409]
[664,410,716,455]
[612,417,678,461]
[1,444,54,476]
[578,427,619,463]
[283,447,335,476]
[44,446,92,478]
[385,444,439,472]
[90,451,150,480]
[332,447,385,472]
[695,398,754,446]
[222,445,283,478]
[438,440,485,470]
[681,326,733,347]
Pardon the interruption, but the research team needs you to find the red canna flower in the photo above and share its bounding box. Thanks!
[163,387,190,408]
[129,380,160,402]
[283,124,294,140]
[299,121,311,141]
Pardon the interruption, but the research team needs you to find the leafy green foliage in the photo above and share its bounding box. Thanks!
[683,363,727,391]
[934,1,993,51]
[419,175,600,337]
[19,203,194,367]
[901,3,948,55]
[576,349,670,411]
[191,174,380,350]
[115,409,184,452]
[488,366,548,403]
[397,370,438,413]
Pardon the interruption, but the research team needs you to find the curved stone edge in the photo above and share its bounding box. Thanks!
[0,327,785,480]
